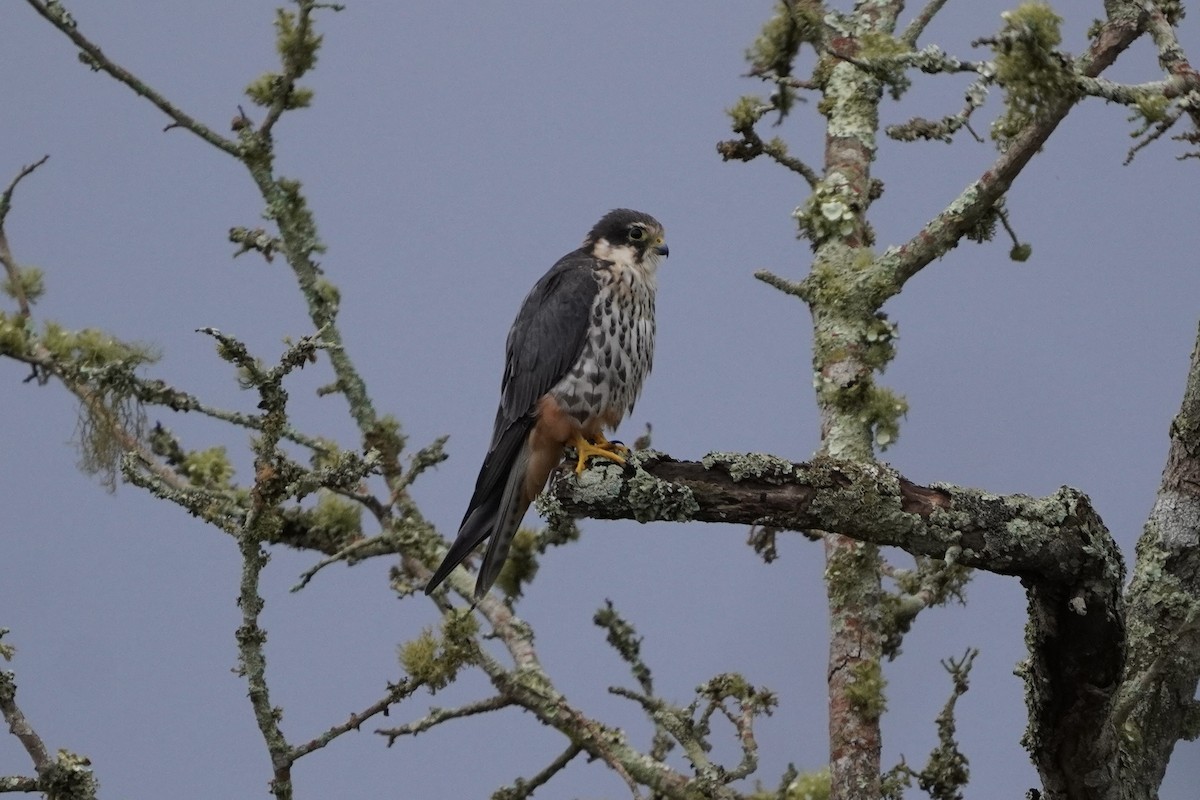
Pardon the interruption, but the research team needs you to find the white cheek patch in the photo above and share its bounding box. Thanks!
[592,238,639,268]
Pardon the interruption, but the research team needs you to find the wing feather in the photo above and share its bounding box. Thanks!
[425,250,599,595]
[498,251,600,425]
[466,251,599,510]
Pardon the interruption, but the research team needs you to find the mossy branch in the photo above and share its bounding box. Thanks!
[876,6,1148,293]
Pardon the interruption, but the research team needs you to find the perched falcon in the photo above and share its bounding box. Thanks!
[425,209,669,600]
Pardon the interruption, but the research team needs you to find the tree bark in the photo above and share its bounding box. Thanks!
[548,452,1130,798]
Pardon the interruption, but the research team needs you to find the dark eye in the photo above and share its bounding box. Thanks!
[628,227,645,241]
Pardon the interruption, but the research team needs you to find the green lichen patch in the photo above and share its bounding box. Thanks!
[845,658,888,721]
[2,265,45,305]
[785,767,831,800]
[398,610,478,692]
[990,3,1072,147]
[307,490,363,539]
[180,446,235,489]
[626,466,699,523]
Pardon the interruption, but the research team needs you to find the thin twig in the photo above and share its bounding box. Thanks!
[0,155,49,227]
[0,673,53,772]
[21,1,239,157]
[900,0,952,46]
[754,268,808,299]
[377,694,512,744]
[291,680,416,759]
[500,742,584,800]
[0,155,50,318]
[292,533,400,591]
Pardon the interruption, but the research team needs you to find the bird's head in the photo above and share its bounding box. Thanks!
[586,209,668,269]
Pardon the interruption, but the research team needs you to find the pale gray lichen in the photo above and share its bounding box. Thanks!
[701,451,798,483]
[626,467,699,523]
[549,453,699,524]
[796,174,861,244]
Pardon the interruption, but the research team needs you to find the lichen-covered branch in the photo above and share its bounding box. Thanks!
[879,4,1148,291]
[291,680,416,760]
[0,641,98,800]
[219,326,417,800]
[886,70,991,143]
[1118,319,1200,793]
[718,8,1181,795]
[550,451,1117,583]
[0,670,52,778]
[899,0,952,47]
[884,650,975,800]
[468,595,693,798]
[393,584,769,799]
[550,449,1128,799]
[880,555,970,659]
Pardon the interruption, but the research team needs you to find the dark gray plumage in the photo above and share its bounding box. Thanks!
[425,209,668,600]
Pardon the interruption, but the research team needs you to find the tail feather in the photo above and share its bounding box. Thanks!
[424,418,534,596]
[423,495,499,594]
[473,443,533,599]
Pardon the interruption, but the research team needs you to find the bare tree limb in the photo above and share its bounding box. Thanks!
[900,0,952,47]
[377,694,512,744]
[493,742,584,800]
[21,1,239,156]
[291,680,416,760]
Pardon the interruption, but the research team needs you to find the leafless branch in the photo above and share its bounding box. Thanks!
[900,0,953,47]
[21,1,239,156]
[377,694,512,744]
[291,680,417,759]
[0,672,52,773]
[0,155,50,318]
[493,742,584,800]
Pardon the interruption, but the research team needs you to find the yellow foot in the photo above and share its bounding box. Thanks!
[571,433,628,474]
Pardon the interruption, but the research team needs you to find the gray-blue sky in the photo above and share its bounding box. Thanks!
[2,2,1198,797]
